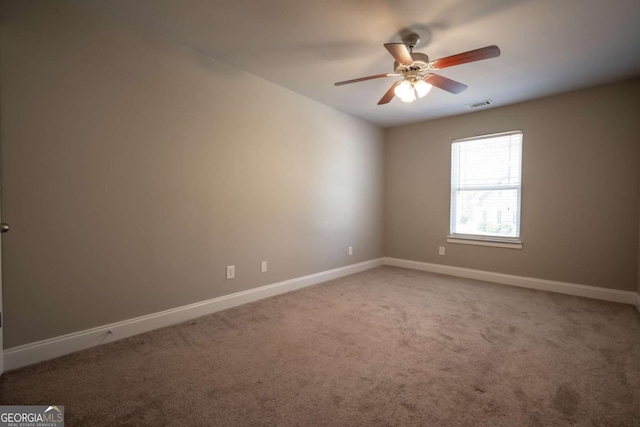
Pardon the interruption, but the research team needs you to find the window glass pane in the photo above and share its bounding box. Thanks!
[455,136,521,187]
[451,131,522,239]
[452,188,519,237]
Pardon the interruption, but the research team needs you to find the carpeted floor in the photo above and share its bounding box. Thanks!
[1,266,639,426]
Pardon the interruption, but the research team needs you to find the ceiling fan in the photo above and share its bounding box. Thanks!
[334,32,500,105]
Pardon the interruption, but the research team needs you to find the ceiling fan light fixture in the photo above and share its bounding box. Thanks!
[414,80,432,98]
[394,80,414,101]
[394,79,431,102]
[399,93,416,103]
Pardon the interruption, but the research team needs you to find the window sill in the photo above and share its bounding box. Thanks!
[446,235,523,249]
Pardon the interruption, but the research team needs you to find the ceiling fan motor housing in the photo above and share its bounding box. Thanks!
[394,52,429,76]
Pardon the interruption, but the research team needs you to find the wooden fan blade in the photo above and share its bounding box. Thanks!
[378,82,400,105]
[384,43,413,65]
[429,45,500,70]
[424,74,468,94]
[334,73,392,86]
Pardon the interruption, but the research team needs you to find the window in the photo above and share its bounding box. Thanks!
[449,130,523,248]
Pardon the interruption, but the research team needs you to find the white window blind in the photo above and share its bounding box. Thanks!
[450,131,522,241]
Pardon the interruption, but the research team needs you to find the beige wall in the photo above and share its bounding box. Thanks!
[385,78,640,292]
[0,1,384,348]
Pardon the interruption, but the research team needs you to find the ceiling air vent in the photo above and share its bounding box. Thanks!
[466,99,493,110]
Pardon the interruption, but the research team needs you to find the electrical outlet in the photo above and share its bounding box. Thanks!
[261,261,267,273]
[348,246,353,256]
[226,265,235,279]
[439,246,445,256]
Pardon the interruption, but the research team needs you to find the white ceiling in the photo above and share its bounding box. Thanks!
[79,0,640,128]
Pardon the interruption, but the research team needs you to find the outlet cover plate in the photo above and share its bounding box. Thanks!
[226,265,235,279]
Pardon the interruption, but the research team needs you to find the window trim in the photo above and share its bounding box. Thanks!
[446,235,523,249]
[449,130,523,249]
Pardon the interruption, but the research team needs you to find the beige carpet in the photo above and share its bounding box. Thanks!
[1,266,639,426]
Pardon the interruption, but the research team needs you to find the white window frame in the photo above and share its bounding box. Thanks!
[447,130,523,249]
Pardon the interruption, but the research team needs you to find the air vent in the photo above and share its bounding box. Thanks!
[466,99,493,110]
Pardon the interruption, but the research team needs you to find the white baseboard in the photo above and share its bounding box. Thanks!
[4,258,384,372]
[384,257,638,306]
